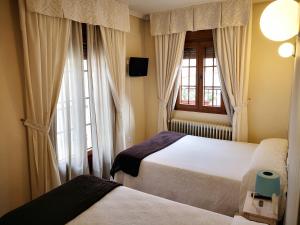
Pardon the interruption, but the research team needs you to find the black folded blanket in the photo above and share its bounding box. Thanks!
[110,131,186,178]
[0,175,121,225]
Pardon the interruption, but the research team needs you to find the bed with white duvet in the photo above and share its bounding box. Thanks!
[115,135,288,218]
[68,186,264,225]
[0,175,265,225]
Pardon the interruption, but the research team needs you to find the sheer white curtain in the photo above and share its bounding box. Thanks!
[100,27,127,154]
[213,18,252,142]
[87,25,115,178]
[18,0,71,198]
[155,32,186,132]
[56,22,89,183]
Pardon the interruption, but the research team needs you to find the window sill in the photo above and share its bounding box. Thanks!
[175,106,226,115]
[172,110,231,126]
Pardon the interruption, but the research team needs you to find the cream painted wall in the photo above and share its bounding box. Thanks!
[248,2,295,143]
[125,16,147,144]
[0,0,30,216]
[144,22,159,138]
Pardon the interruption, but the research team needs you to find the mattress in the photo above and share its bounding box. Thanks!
[68,186,263,225]
[115,135,258,216]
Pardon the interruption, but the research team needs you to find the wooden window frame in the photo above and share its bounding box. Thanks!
[175,30,226,115]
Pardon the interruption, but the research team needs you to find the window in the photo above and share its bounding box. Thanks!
[175,30,226,114]
[55,59,92,162]
[179,48,197,105]
[56,24,92,165]
[82,24,92,150]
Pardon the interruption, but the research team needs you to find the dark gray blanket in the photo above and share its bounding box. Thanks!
[110,131,186,177]
[0,175,121,225]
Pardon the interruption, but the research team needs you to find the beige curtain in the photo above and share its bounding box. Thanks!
[213,18,252,142]
[150,0,251,35]
[87,25,115,178]
[100,26,126,155]
[18,0,71,198]
[285,36,300,225]
[155,32,186,132]
[25,0,130,32]
[166,68,181,129]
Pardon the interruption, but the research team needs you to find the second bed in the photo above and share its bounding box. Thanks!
[113,133,288,217]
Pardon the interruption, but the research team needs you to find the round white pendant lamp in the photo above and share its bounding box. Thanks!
[260,0,300,42]
[278,43,295,58]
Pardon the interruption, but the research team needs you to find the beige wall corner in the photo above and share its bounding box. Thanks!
[0,0,30,216]
[248,2,295,143]
[144,21,158,138]
[125,16,147,145]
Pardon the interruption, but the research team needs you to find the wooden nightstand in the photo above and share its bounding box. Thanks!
[242,191,279,225]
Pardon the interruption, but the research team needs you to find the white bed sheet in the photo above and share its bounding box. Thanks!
[115,135,258,216]
[68,186,263,225]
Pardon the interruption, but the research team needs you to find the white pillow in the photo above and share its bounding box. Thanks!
[239,138,288,219]
[248,138,288,176]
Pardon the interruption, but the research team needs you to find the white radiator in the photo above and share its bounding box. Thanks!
[170,119,232,141]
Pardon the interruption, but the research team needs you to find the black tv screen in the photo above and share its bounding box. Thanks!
[129,57,149,77]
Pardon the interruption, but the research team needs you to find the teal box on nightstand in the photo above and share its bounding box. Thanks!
[255,170,280,198]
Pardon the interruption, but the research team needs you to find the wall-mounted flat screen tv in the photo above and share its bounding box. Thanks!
[129,57,149,77]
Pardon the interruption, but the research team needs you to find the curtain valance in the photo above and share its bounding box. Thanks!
[150,0,251,36]
[25,0,130,32]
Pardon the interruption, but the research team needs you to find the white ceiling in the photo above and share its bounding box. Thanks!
[128,0,271,17]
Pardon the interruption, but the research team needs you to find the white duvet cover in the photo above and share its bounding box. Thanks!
[116,135,258,216]
[68,186,264,225]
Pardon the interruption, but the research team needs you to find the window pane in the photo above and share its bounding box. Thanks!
[213,89,221,107]
[190,67,196,85]
[203,88,213,106]
[214,58,218,65]
[182,59,189,67]
[83,59,88,71]
[178,47,197,107]
[204,58,214,67]
[86,124,92,149]
[217,89,221,107]
[204,67,213,86]
[190,58,196,67]
[180,87,189,104]
[181,68,189,86]
[214,68,221,87]
[84,72,89,98]
[189,87,196,105]
[203,51,222,108]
